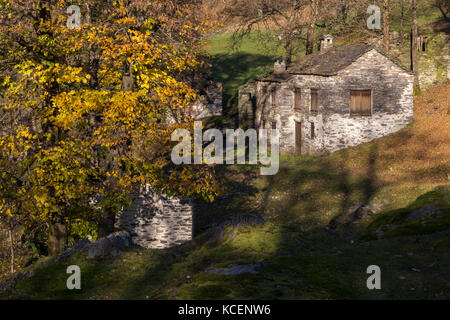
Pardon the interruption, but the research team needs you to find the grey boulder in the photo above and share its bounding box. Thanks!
[87,231,131,259]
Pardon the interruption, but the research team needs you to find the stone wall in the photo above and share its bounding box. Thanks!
[192,80,223,119]
[321,49,414,153]
[115,185,193,249]
[238,80,258,129]
[238,49,414,155]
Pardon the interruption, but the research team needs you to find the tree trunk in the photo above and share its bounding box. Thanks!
[306,0,318,55]
[400,0,404,42]
[98,208,116,238]
[306,26,314,55]
[436,4,449,21]
[383,0,390,52]
[285,38,293,65]
[87,3,100,90]
[340,3,348,26]
[48,221,67,255]
[8,228,14,274]
[411,0,419,89]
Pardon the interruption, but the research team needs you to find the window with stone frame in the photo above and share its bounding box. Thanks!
[294,88,302,111]
[310,89,318,114]
[350,90,372,116]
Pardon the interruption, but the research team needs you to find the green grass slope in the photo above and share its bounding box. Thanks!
[2,83,449,300]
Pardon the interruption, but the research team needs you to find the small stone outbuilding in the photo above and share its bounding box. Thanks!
[115,186,194,249]
[238,36,414,155]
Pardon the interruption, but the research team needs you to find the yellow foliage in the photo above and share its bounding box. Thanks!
[0,0,217,227]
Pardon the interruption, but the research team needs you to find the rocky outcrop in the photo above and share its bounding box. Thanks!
[55,231,132,261]
[199,213,265,244]
[406,205,443,221]
[0,271,35,295]
[87,231,131,259]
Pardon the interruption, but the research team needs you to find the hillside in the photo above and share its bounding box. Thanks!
[206,0,449,116]
[2,83,449,300]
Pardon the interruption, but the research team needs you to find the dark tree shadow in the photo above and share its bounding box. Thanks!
[207,53,274,115]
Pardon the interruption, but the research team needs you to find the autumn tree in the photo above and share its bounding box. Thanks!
[0,0,217,255]
[223,0,310,64]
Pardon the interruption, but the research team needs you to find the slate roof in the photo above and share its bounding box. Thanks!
[286,43,411,76]
[258,72,292,82]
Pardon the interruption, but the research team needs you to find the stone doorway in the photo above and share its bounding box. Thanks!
[295,121,302,155]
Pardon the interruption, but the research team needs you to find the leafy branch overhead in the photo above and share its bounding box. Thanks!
[0,0,217,255]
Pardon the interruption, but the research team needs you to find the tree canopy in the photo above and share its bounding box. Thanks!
[0,0,217,254]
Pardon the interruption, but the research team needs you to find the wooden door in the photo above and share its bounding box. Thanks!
[295,121,302,155]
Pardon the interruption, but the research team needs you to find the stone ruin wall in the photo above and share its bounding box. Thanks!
[115,186,193,249]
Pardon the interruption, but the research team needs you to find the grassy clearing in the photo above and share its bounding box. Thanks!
[206,33,276,114]
[6,221,449,300]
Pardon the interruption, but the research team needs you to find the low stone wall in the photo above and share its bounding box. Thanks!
[115,186,193,249]
[323,111,412,153]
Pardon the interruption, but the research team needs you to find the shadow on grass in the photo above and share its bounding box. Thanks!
[8,143,450,300]
[115,147,385,299]
[207,53,274,115]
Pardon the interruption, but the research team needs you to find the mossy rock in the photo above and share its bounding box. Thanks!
[362,187,450,239]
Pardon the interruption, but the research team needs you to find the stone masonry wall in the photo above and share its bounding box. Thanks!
[322,49,414,152]
[115,185,193,249]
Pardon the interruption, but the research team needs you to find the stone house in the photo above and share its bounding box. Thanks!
[238,35,414,155]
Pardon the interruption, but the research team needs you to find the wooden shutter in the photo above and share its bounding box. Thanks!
[350,90,371,116]
[361,90,371,115]
[294,88,302,111]
[310,89,318,113]
[271,89,277,107]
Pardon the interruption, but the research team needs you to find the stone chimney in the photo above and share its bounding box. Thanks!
[320,35,333,52]
[273,57,286,74]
